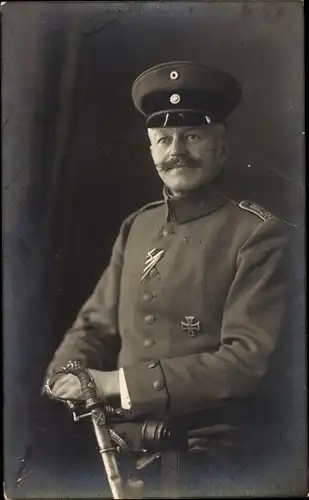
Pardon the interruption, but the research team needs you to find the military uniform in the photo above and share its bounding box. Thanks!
[44,62,290,495]
[47,184,288,419]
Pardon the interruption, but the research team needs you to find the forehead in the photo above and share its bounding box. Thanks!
[147,125,213,138]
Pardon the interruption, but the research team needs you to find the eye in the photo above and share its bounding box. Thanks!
[186,134,201,142]
[157,137,171,145]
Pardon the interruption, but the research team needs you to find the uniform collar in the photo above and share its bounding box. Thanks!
[163,179,228,224]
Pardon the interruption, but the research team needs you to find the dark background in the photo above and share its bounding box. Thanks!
[3,1,306,497]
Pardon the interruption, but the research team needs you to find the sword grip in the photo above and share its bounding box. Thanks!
[64,361,100,409]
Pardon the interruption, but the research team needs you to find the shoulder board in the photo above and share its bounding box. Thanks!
[238,200,275,221]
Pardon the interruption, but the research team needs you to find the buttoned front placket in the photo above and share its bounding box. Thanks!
[126,218,175,413]
[139,210,176,358]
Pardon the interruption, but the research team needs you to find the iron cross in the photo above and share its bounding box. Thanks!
[181,316,201,336]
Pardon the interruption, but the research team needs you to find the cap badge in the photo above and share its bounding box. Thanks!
[181,316,201,337]
[170,71,179,80]
[170,93,180,105]
[141,248,164,282]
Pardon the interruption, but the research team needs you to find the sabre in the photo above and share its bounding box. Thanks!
[45,362,187,499]
[45,361,126,499]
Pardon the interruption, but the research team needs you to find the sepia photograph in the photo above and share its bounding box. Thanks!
[3,1,306,498]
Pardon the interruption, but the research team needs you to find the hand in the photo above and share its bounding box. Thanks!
[51,369,120,401]
[51,373,83,400]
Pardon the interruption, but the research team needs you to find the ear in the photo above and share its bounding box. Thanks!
[217,134,229,168]
[219,123,228,155]
[147,128,153,141]
[149,144,155,164]
[220,142,228,164]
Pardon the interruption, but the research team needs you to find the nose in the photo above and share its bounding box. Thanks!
[169,134,186,157]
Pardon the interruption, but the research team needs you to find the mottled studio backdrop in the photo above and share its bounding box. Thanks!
[3,1,306,497]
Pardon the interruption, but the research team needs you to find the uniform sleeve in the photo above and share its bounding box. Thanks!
[44,215,134,380]
[122,218,290,417]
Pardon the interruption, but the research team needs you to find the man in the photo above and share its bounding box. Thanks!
[44,62,289,495]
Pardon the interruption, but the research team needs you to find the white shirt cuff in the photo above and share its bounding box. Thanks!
[119,367,132,410]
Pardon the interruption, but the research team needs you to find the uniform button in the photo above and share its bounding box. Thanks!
[170,70,179,80]
[145,314,155,324]
[148,360,158,369]
[153,379,164,391]
[149,268,157,278]
[144,338,155,347]
[142,293,152,302]
[162,228,169,237]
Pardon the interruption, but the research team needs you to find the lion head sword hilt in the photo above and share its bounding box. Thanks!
[45,361,124,421]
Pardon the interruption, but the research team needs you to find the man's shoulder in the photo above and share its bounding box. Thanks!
[226,198,298,238]
[119,199,165,234]
[135,199,165,215]
[125,199,165,223]
[223,197,286,240]
[223,196,278,224]
[236,200,277,222]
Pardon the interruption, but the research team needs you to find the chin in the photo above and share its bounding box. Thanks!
[168,183,198,195]
[162,170,198,190]
[164,168,221,194]
[165,176,209,194]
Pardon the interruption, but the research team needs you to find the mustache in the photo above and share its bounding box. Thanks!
[157,156,201,171]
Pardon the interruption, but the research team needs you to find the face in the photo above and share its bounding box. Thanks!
[148,124,227,196]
